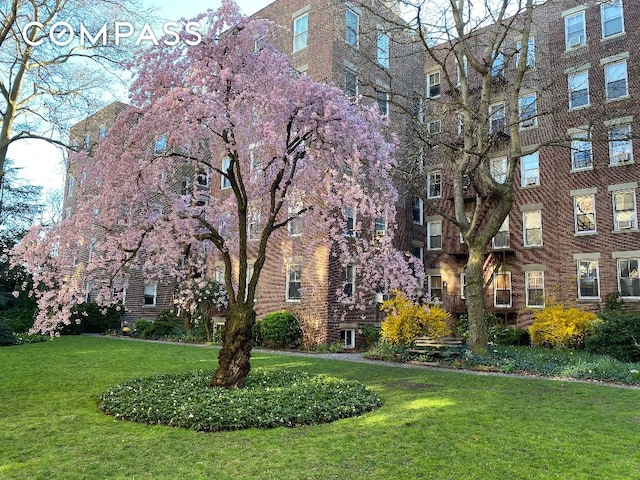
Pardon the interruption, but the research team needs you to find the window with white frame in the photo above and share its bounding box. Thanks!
[343,264,355,302]
[248,206,261,241]
[427,274,443,302]
[374,216,386,237]
[99,125,107,138]
[492,216,510,249]
[427,120,441,135]
[516,37,535,68]
[143,283,157,306]
[577,260,599,299]
[489,102,506,134]
[221,157,231,189]
[341,329,355,349]
[525,271,545,307]
[412,246,423,260]
[609,123,633,165]
[427,220,442,250]
[112,285,127,305]
[343,206,356,237]
[376,90,389,116]
[521,152,539,187]
[618,258,640,298]
[427,71,440,98]
[67,176,75,197]
[85,281,93,302]
[494,271,512,307]
[345,69,358,97]
[460,272,467,299]
[523,209,542,247]
[612,189,637,231]
[377,29,390,68]
[491,50,504,78]
[84,132,90,151]
[293,13,308,52]
[412,196,423,224]
[565,11,586,49]
[50,241,59,258]
[88,238,96,264]
[286,263,302,301]
[214,267,225,284]
[519,93,537,129]
[427,170,442,199]
[154,135,167,154]
[288,199,303,237]
[345,8,359,48]
[571,130,592,171]
[601,0,624,38]
[574,194,596,234]
[490,156,508,184]
[605,60,628,100]
[568,70,590,109]
[197,166,210,187]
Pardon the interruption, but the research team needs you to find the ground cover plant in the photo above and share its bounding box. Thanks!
[2,336,640,479]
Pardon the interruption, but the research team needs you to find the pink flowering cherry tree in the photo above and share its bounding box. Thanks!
[13,0,423,388]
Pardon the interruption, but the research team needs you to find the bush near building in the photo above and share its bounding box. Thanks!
[529,303,597,349]
[257,311,302,349]
[380,293,450,346]
[586,308,640,362]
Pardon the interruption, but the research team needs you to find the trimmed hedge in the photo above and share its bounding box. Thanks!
[258,311,302,348]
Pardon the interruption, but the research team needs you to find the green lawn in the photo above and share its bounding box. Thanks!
[1,336,639,479]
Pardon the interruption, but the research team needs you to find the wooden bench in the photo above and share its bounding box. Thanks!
[406,336,464,358]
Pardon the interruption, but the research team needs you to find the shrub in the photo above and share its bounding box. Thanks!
[62,302,123,334]
[361,325,380,347]
[0,323,18,346]
[585,309,640,362]
[133,318,180,339]
[452,312,505,342]
[529,303,597,349]
[258,311,302,348]
[380,293,450,346]
[495,327,530,346]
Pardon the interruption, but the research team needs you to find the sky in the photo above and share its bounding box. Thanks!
[9,0,273,200]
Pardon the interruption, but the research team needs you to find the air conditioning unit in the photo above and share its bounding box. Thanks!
[614,152,632,164]
[618,219,633,229]
[525,176,539,186]
[375,229,386,237]
[375,292,389,303]
[568,35,583,48]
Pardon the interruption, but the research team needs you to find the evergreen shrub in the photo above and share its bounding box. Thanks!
[258,311,302,348]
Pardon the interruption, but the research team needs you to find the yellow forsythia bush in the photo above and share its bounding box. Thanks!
[529,303,597,349]
[380,293,451,346]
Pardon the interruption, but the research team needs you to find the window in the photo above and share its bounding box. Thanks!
[99,125,107,138]
[412,246,423,260]
[88,238,96,264]
[519,93,537,129]
[494,272,512,307]
[85,281,93,303]
[523,209,542,247]
[618,259,640,298]
[427,170,441,199]
[345,69,357,97]
[412,197,423,224]
[565,11,586,49]
[427,274,443,302]
[197,166,210,187]
[376,90,389,116]
[345,8,359,48]
[516,37,535,68]
[375,216,386,237]
[50,242,59,258]
[427,120,441,135]
[293,13,308,52]
[221,157,231,189]
[427,71,440,98]
[612,190,637,231]
[601,0,624,38]
[427,220,442,250]
[84,132,90,151]
[143,283,157,306]
[377,30,390,68]
[578,260,599,299]
[286,263,302,301]
[288,199,303,237]
[605,60,628,100]
[491,51,504,78]
[341,329,355,349]
[571,130,592,171]
[574,194,596,234]
[568,71,590,109]
[609,123,633,165]
[343,264,355,302]
[489,102,506,134]
[492,217,510,249]
[525,271,545,307]
[154,135,167,154]
[490,157,508,184]
[521,152,539,187]
[460,273,467,299]
[67,176,75,197]
[248,207,261,241]
[343,206,356,237]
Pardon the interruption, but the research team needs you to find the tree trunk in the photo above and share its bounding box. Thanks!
[211,303,255,388]
[465,243,488,355]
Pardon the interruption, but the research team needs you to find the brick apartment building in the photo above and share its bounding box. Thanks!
[64,0,424,347]
[420,0,640,325]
